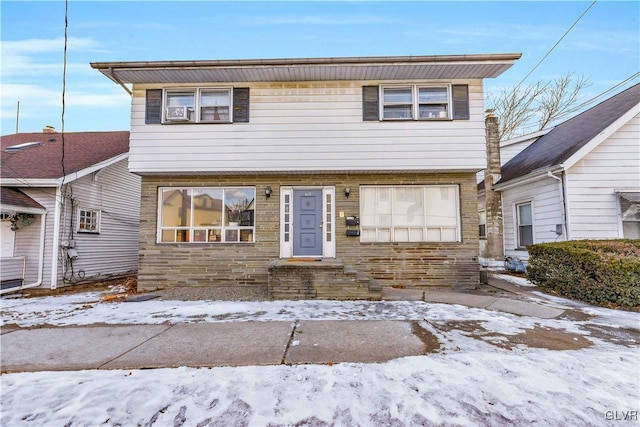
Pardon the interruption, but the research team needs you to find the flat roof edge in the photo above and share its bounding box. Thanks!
[91,53,522,70]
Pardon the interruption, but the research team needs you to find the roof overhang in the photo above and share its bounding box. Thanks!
[493,166,565,191]
[91,53,522,85]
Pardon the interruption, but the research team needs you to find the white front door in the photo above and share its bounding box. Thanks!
[1,220,15,257]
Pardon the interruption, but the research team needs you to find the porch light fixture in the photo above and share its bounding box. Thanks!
[265,186,272,198]
[345,187,351,198]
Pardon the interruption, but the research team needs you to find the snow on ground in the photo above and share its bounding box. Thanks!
[1,290,639,426]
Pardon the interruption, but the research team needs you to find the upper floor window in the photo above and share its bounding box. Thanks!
[145,88,249,125]
[363,84,469,122]
[165,88,231,123]
[382,85,451,120]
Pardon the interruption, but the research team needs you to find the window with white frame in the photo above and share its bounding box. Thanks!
[360,185,460,243]
[164,88,231,123]
[516,202,533,248]
[158,187,255,243]
[478,210,487,238]
[382,85,451,120]
[78,209,100,233]
[620,194,640,239]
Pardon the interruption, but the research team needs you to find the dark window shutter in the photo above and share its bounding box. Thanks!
[452,85,470,120]
[233,88,250,123]
[145,89,163,124]
[362,86,379,121]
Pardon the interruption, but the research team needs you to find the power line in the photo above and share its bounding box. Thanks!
[60,0,69,189]
[513,0,597,91]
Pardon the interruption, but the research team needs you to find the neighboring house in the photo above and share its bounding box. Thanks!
[0,130,141,294]
[91,54,520,298]
[479,83,640,263]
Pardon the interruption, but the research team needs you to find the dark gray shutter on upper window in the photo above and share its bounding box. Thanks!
[145,89,163,124]
[452,85,470,120]
[233,88,250,123]
[362,86,379,121]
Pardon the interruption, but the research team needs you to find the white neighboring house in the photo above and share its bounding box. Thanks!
[0,130,141,294]
[480,83,640,262]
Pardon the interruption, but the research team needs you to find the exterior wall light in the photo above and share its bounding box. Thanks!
[265,186,272,198]
[345,187,351,198]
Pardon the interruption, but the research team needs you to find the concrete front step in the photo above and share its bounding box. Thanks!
[267,259,381,300]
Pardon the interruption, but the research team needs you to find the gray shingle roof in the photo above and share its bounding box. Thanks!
[498,83,640,184]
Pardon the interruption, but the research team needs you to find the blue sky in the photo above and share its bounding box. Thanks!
[1,0,638,134]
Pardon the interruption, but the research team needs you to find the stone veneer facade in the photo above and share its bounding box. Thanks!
[138,172,480,291]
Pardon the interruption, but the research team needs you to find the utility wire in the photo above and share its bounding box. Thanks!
[556,72,640,117]
[60,0,69,189]
[512,0,597,91]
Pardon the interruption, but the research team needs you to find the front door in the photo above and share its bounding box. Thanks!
[293,189,323,257]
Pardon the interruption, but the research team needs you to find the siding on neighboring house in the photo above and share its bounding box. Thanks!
[499,137,538,166]
[502,177,564,261]
[16,188,57,287]
[128,80,486,174]
[57,159,141,283]
[566,115,640,239]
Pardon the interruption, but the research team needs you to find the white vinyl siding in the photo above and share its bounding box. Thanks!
[566,115,640,239]
[128,80,486,174]
[57,159,141,284]
[13,188,56,287]
[502,177,564,261]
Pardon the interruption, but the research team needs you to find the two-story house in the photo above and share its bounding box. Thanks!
[92,54,520,299]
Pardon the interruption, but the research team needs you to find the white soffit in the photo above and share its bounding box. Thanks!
[91,54,522,84]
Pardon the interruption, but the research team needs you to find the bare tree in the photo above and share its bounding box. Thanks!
[487,73,589,141]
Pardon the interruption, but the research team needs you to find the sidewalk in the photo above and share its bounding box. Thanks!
[0,275,569,373]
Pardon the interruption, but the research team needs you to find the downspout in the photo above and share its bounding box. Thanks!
[19,211,48,290]
[50,186,62,290]
[547,170,569,241]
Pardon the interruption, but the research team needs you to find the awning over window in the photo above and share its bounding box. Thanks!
[0,187,46,214]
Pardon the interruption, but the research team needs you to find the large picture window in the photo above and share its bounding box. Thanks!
[158,187,255,243]
[360,185,460,242]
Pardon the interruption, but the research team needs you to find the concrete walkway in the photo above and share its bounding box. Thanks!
[0,275,569,373]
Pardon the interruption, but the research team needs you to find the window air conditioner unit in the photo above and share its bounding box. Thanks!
[166,106,189,121]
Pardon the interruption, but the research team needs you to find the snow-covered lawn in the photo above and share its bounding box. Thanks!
[1,290,639,426]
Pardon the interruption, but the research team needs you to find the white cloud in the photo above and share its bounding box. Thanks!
[1,37,99,55]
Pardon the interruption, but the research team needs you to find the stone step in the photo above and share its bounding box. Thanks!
[268,259,381,300]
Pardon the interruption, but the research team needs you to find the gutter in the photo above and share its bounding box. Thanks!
[50,186,62,290]
[493,166,564,191]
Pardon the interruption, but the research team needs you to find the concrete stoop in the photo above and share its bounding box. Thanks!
[267,259,381,300]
